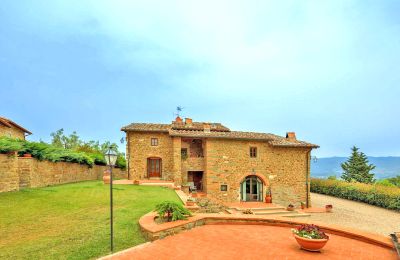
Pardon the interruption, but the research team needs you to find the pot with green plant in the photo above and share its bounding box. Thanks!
[300,202,306,209]
[292,224,329,251]
[265,186,272,203]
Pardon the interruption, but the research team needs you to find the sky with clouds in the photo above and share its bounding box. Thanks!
[1,0,399,157]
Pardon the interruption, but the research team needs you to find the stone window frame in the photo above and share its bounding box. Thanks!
[151,138,159,146]
[250,147,257,158]
[220,184,228,191]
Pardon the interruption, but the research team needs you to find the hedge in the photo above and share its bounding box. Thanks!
[311,178,400,211]
[0,137,126,169]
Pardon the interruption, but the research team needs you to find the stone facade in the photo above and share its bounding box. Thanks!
[122,118,317,206]
[0,124,25,139]
[0,154,127,193]
[127,132,174,181]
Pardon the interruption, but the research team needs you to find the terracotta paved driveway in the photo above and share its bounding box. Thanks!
[105,225,396,260]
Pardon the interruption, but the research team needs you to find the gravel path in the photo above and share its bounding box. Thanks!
[310,193,400,236]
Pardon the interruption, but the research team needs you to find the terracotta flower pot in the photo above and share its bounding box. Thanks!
[186,201,195,206]
[103,175,110,184]
[287,206,295,211]
[293,234,329,251]
[23,153,32,158]
[325,205,333,212]
[265,196,272,203]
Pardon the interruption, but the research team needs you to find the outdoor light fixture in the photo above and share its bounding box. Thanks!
[104,148,118,252]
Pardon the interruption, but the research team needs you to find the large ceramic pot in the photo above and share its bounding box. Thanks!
[293,234,329,251]
[103,170,110,184]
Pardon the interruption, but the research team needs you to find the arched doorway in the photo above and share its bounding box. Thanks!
[147,157,162,178]
[240,175,263,201]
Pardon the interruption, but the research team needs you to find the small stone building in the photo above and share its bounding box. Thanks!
[122,117,318,206]
[0,117,31,139]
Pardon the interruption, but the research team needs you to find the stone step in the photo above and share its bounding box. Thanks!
[140,183,175,187]
[229,206,286,211]
[282,213,311,218]
[253,210,301,215]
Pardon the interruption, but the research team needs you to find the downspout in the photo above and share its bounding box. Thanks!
[306,150,311,208]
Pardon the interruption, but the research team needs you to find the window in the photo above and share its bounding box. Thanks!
[250,147,257,158]
[151,138,158,146]
[181,148,188,159]
[220,184,228,191]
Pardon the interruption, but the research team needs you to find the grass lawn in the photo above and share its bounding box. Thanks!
[0,181,181,259]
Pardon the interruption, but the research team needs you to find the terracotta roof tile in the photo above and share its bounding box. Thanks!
[121,121,318,148]
[121,123,170,132]
[0,117,32,135]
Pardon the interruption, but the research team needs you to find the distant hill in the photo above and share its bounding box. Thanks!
[311,156,400,179]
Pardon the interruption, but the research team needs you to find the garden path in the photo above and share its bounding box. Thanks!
[309,193,400,236]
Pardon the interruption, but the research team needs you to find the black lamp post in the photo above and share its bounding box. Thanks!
[104,148,118,252]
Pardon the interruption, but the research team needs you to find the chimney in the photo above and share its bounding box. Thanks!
[185,118,193,125]
[203,123,211,133]
[175,116,183,123]
[286,132,296,140]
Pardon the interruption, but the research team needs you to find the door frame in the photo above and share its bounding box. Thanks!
[240,175,263,202]
[147,157,162,178]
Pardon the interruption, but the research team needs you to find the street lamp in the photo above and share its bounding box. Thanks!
[104,148,118,252]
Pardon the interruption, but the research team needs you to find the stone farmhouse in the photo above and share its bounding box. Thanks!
[122,117,318,206]
[0,117,31,140]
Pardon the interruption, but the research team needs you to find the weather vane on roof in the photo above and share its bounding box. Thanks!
[175,106,184,117]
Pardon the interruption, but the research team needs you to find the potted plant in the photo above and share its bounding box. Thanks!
[23,153,32,158]
[325,204,333,212]
[265,187,272,203]
[292,224,329,251]
[287,204,295,211]
[300,202,306,209]
[186,197,195,206]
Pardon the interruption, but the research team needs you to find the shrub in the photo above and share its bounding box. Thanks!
[311,178,400,211]
[0,137,24,153]
[155,201,192,222]
[0,137,94,167]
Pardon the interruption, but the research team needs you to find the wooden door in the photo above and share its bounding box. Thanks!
[193,172,203,190]
[147,158,161,178]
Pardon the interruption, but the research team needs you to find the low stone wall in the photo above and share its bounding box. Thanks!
[0,153,127,192]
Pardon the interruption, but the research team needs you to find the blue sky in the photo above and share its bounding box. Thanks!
[1,1,399,157]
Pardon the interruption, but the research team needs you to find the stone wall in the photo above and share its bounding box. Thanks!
[204,138,311,206]
[0,125,25,139]
[127,132,174,181]
[0,153,19,192]
[0,154,127,193]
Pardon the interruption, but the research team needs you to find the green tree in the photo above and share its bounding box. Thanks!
[341,146,375,183]
[50,129,81,149]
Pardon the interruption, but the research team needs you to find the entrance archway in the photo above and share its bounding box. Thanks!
[240,175,263,202]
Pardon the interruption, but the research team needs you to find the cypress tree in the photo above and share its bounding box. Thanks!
[341,146,375,183]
